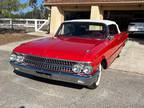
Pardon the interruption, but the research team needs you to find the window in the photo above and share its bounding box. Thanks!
[108,24,118,36]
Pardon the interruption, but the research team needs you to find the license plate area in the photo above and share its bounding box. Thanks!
[36,71,52,76]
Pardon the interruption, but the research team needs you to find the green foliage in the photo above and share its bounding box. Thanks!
[0,0,50,19]
[0,0,27,18]
[29,0,37,8]
[15,0,50,19]
[14,5,50,19]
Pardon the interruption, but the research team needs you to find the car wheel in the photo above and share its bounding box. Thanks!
[87,64,102,89]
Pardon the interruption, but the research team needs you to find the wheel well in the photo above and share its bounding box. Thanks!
[101,59,107,69]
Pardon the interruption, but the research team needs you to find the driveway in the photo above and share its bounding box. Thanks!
[0,37,144,108]
[111,38,144,74]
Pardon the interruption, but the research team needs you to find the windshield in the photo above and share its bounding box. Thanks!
[56,22,107,39]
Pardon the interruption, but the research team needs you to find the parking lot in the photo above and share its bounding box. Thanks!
[0,36,144,108]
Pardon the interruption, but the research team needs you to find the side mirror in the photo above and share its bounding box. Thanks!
[107,35,114,40]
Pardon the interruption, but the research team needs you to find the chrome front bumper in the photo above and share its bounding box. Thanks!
[10,62,98,86]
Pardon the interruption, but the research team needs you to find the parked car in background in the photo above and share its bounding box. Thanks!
[128,18,144,35]
[10,20,128,89]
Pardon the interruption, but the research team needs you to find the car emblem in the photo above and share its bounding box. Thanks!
[86,50,90,53]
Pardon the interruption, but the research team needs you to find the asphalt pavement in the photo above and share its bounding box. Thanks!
[111,37,144,74]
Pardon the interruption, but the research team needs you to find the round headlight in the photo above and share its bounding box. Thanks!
[83,66,93,74]
[72,64,84,73]
[10,54,17,61]
[16,55,24,62]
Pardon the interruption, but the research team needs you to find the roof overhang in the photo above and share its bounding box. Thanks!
[44,1,144,6]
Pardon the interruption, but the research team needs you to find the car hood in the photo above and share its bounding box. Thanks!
[14,36,104,61]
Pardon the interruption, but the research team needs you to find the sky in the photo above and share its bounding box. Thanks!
[19,0,44,13]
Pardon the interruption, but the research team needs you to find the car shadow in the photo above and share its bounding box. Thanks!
[128,34,144,45]
[19,106,25,108]
[14,70,84,90]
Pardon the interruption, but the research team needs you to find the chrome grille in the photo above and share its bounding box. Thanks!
[24,55,76,73]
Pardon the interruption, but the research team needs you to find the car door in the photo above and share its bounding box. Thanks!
[106,24,121,64]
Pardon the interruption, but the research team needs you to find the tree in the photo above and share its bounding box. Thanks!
[0,0,27,18]
[0,0,27,29]
[29,0,37,8]
[28,0,50,19]
[28,0,38,19]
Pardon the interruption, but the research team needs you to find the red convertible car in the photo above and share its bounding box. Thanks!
[10,20,128,89]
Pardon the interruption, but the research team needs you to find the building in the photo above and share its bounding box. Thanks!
[44,0,144,34]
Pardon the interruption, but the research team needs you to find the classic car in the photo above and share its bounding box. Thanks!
[10,20,128,89]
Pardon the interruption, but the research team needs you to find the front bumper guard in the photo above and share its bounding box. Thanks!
[10,62,98,86]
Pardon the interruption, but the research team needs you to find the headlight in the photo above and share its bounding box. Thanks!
[16,55,24,63]
[72,64,84,73]
[10,54,17,61]
[72,63,93,74]
[10,53,25,63]
[83,66,93,74]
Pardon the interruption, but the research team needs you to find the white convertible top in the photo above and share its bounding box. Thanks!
[64,19,121,33]
[64,19,117,26]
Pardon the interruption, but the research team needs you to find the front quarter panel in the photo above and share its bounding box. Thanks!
[82,40,110,73]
